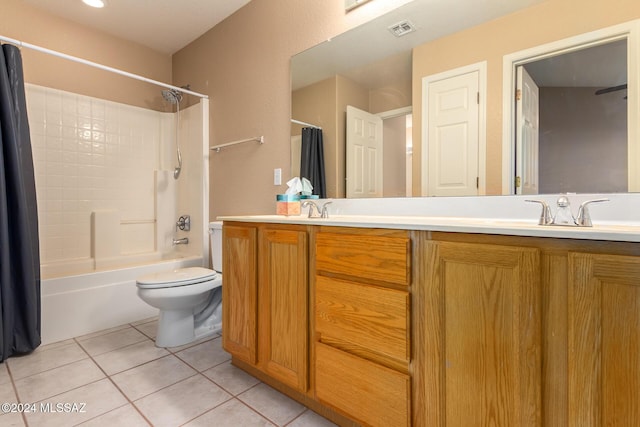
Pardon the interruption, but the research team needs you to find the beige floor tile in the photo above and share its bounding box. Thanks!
[77,327,150,356]
[288,410,338,427]
[24,378,128,427]
[175,336,230,371]
[34,339,75,353]
[7,341,88,380]
[93,340,168,376]
[130,316,158,327]
[134,374,231,427]
[202,360,260,396]
[167,334,215,353]
[77,403,150,426]
[0,412,26,427]
[0,380,18,404]
[238,383,306,426]
[184,398,275,427]
[14,359,104,403]
[75,324,131,341]
[111,355,197,400]
[0,362,10,385]
[132,320,157,339]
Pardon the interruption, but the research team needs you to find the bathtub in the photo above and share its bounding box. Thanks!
[41,253,204,345]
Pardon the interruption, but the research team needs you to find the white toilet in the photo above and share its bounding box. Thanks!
[136,221,224,348]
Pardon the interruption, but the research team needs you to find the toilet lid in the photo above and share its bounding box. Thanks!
[136,267,217,288]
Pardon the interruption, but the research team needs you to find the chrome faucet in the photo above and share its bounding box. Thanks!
[173,237,189,245]
[320,201,332,219]
[302,200,333,219]
[302,201,321,218]
[526,196,609,227]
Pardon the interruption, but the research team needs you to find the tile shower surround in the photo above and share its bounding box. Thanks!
[0,319,336,426]
[26,84,171,265]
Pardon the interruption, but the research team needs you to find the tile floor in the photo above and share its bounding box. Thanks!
[0,318,337,427]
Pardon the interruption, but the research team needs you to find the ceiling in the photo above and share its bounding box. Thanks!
[24,0,252,54]
[291,0,546,90]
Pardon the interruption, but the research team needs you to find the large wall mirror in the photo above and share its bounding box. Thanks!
[290,0,640,199]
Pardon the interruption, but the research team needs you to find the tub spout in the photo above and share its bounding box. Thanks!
[172,237,189,245]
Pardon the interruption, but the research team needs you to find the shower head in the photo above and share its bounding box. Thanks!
[161,88,183,104]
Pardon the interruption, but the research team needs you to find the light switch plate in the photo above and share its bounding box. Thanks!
[274,168,282,185]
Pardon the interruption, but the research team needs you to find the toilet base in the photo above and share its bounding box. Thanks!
[155,309,196,348]
[154,304,222,348]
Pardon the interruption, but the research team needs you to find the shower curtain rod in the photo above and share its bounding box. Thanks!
[0,34,208,99]
[210,136,264,152]
[291,119,322,129]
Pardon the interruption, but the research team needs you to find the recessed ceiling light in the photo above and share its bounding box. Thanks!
[82,0,105,8]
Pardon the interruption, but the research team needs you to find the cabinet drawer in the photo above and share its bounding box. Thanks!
[316,231,410,287]
[315,342,410,427]
[316,275,409,365]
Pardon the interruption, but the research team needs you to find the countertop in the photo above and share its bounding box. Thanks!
[217,214,640,243]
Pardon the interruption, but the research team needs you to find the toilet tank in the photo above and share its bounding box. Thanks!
[209,221,223,272]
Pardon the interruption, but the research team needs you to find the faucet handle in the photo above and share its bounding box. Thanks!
[525,199,552,225]
[575,198,609,227]
[321,201,333,219]
[302,200,320,218]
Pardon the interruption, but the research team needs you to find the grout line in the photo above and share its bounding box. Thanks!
[73,336,154,426]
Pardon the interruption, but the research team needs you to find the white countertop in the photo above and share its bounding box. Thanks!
[217,193,640,243]
[217,214,640,243]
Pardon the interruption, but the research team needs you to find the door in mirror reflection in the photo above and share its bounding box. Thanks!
[346,106,383,198]
[514,39,629,194]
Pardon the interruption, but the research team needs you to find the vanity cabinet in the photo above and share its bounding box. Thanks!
[417,238,541,426]
[222,224,258,364]
[567,252,640,426]
[222,223,309,393]
[258,227,308,392]
[222,221,640,427]
[314,227,412,427]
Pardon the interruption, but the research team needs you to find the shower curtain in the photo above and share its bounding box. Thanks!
[0,43,41,361]
[300,127,326,198]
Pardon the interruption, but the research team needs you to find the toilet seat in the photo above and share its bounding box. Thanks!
[136,267,217,289]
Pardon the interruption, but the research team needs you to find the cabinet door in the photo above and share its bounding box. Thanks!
[259,228,308,392]
[222,225,257,364]
[568,253,640,427]
[423,241,541,427]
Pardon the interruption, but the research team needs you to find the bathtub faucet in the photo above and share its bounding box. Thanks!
[172,237,189,245]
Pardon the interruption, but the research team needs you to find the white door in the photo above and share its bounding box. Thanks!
[426,71,479,196]
[515,66,540,195]
[346,106,383,198]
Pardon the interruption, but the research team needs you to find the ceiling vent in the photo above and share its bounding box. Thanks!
[388,20,416,37]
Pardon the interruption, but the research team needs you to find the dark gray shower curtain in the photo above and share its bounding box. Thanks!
[300,127,326,198]
[0,44,41,362]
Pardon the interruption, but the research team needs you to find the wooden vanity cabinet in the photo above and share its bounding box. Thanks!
[314,227,412,427]
[417,232,640,427]
[567,252,640,426]
[222,223,309,393]
[258,226,309,392]
[222,222,640,426]
[222,224,258,364]
[416,237,542,426]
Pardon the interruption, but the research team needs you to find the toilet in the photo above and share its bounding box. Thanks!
[136,221,224,348]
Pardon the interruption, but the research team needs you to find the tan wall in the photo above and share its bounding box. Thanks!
[172,0,415,217]
[2,0,172,110]
[412,0,640,196]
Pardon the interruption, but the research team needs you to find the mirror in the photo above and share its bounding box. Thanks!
[291,0,638,198]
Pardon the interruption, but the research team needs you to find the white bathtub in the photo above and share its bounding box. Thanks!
[41,254,204,345]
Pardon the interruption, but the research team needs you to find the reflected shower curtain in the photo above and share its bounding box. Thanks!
[0,44,41,361]
[300,127,326,198]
